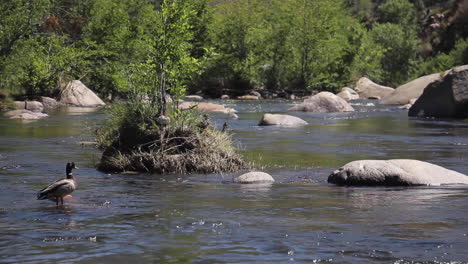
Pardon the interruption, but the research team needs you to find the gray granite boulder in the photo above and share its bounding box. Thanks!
[336,87,359,101]
[380,72,443,105]
[39,96,59,110]
[234,171,275,184]
[4,109,48,120]
[59,80,105,107]
[289,92,354,112]
[258,113,308,126]
[14,101,44,112]
[355,77,394,99]
[328,159,468,186]
[409,65,468,118]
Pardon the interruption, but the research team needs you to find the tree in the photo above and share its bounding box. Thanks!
[371,23,419,86]
[145,0,199,114]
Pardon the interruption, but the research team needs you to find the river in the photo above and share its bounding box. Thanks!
[1,100,467,263]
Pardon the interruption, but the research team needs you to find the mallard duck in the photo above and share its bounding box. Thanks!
[37,162,78,206]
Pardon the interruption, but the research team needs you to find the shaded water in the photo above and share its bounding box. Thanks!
[1,100,468,263]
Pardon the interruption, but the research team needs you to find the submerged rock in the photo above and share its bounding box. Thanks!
[355,77,394,100]
[289,92,354,112]
[4,109,48,120]
[409,65,468,118]
[59,80,106,107]
[328,159,468,186]
[258,113,307,126]
[234,171,275,184]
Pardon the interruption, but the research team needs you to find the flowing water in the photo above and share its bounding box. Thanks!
[1,100,468,264]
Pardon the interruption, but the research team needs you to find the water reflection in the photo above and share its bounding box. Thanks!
[238,182,273,192]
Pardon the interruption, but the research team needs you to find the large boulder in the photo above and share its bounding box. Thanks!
[409,65,468,118]
[14,101,44,112]
[380,72,443,105]
[39,96,59,110]
[234,171,275,184]
[4,109,48,120]
[288,92,354,112]
[336,87,359,101]
[258,113,308,126]
[355,77,394,100]
[328,159,468,186]
[59,80,106,107]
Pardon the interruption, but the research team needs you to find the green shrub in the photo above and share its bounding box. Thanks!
[96,101,247,174]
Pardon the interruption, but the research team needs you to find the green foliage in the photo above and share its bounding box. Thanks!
[0,35,81,96]
[80,0,154,99]
[416,38,468,76]
[378,0,417,28]
[371,23,419,86]
[343,0,373,21]
[204,0,372,93]
[0,0,466,99]
[138,0,200,112]
[0,0,50,57]
[348,26,385,83]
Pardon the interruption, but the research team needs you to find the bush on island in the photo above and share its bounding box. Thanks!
[96,101,247,174]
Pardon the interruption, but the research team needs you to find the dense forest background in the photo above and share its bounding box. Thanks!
[1,0,467,100]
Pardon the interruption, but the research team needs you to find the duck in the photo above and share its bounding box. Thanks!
[37,162,78,206]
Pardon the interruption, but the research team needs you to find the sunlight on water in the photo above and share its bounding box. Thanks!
[1,101,468,263]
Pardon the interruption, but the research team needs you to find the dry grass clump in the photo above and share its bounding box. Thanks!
[96,102,247,174]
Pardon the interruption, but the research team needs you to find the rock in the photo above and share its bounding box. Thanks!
[380,72,443,105]
[14,101,44,112]
[249,91,262,98]
[156,115,171,126]
[221,95,230,100]
[165,94,173,104]
[355,77,394,99]
[184,95,203,101]
[258,113,308,126]
[59,80,106,107]
[179,102,236,115]
[288,92,354,112]
[228,112,239,119]
[234,171,275,184]
[397,103,411,110]
[409,65,468,118]
[328,159,468,186]
[397,98,418,110]
[39,97,59,110]
[78,141,99,147]
[237,95,259,100]
[336,87,359,101]
[4,109,48,120]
